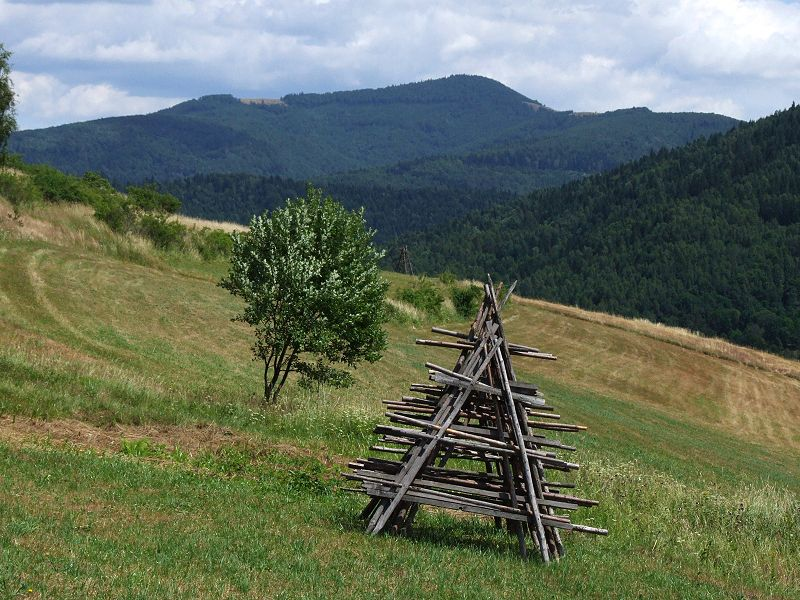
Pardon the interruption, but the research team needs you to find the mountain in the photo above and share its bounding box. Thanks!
[10,75,737,188]
[405,105,800,357]
[322,106,740,194]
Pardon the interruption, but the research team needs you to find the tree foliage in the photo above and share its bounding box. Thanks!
[220,185,388,402]
[0,43,17,160]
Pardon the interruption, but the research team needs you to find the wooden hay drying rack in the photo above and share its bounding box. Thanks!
[344,277,607,562]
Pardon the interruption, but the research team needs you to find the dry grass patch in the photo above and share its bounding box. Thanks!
[503,297,800,452]
[520,296,800,380]
[176,214,248,234]
[0,416,339,468]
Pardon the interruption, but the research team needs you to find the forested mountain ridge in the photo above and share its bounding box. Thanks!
[328,107,737,193]
[9,75,736,187]
[158,173,517,243]
[405,105,800,357]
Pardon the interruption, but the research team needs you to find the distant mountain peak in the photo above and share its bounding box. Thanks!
[280,74,536,107]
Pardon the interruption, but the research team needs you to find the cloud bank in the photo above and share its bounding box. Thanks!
[2,0,799,129]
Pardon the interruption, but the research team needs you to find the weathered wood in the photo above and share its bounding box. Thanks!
[430,372,546,407]
[348,278,604,561]
[496,342,550,562]
[512,349,558,361]
[528,422,587,432]
[416,338,477,351]
[370,445,407,454]
[430,326,470,339]
[367,337,503,534]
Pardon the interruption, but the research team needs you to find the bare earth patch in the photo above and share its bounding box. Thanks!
[0,415,243,455]
[0,416,343,469]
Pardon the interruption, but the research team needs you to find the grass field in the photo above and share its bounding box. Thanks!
[0,198,798,598]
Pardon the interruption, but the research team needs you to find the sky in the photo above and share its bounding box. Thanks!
[2,0,800,130]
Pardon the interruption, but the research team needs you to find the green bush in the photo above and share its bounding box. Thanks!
[398,277,444,316]
[26,164,88,204]
[194,227,233,260]
[439,271,457,284]
[126,184,181,214]
[82,171,117,196]
[451,284,483,318]
[0,171,42,207]
[78,172,135,232]
[137,214,186,250]
[93,196,132,232]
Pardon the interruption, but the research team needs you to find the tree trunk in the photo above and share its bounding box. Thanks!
[263,344,293,403]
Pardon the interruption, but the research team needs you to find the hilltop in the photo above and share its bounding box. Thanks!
[9,75,736,189]
[407,104,800,357]
[0,169,797,597]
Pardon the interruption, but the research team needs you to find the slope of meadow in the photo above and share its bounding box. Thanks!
[0,198,798,598]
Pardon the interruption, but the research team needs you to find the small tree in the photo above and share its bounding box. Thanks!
[0,43,17,162]
[221,185,388,403]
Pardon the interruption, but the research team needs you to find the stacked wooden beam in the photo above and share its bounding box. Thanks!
[345,278,607,562]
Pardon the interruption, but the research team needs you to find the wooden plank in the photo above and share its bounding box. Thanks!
[367,336,503,534]
[416,339,477,351]
[529,422,587,432]
[430,326,469,340]
[499,280,517,311]
[495,346,551,563]
[361,482,604,535]
[430,373,546,407]
[510,349,558,361]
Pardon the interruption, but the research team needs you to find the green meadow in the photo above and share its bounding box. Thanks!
[0,199,798,598]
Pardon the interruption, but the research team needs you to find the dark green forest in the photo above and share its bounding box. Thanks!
[334,107,738,193]
[10,75,735,187]
[405,105,800,357]
[158,174,516,243]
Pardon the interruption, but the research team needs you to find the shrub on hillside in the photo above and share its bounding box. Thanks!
[137,213,186,251]
[0,171,42,208]
[126,184,181,214]
[25,164,101,205]
[439,271,457,284]
[193,227,233,260]
[451,284,483,318]
[398,277,444,316]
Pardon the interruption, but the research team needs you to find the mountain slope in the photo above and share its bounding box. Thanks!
[9,75,736,187]
[406,105,800,356]
[325,107,738,193]
[157,173,518,243]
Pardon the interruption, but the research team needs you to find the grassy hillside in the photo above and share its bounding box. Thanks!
[0,196,798,598]
[9,75,736,188]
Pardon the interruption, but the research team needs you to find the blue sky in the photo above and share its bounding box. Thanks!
[2,0,800,130]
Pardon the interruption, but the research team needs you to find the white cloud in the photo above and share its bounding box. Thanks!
[14,71,184,129]
[2,0,800,128]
